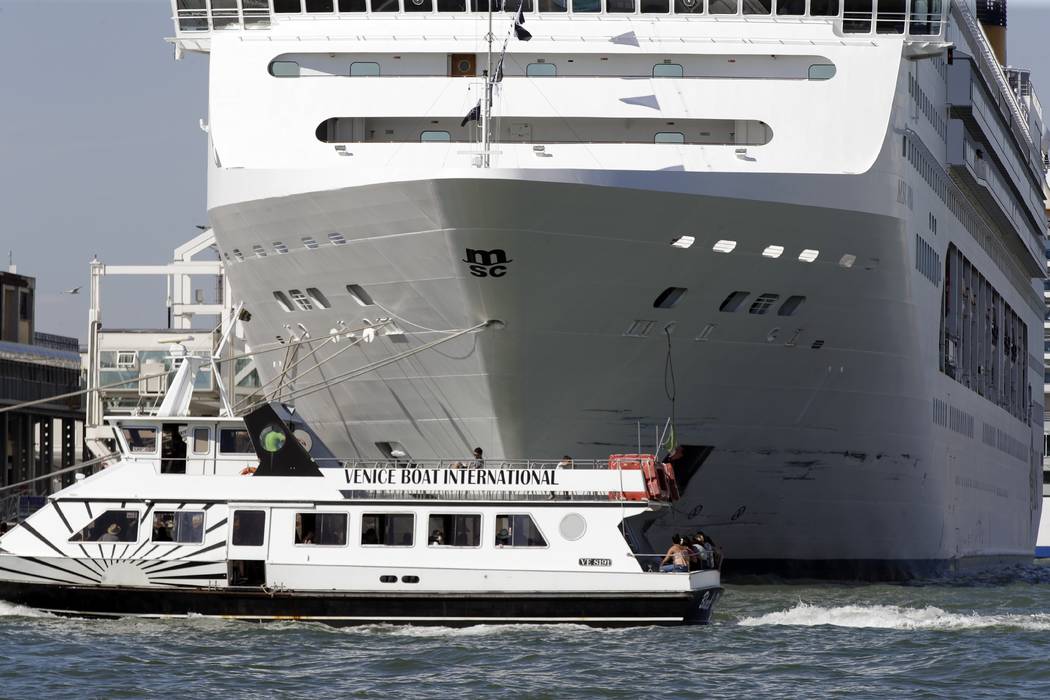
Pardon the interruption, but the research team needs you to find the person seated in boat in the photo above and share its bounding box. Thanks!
[186,514,205,543]
[99,523,122,542]
[659,534,690,573]
[362,527,379,545]
[152,513,174,542]
[690,533,714,570]
[495,528,511,547]
[428,529,445,546]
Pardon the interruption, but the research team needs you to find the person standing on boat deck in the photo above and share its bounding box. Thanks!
[659,534,690,573]
[470,447,484,469]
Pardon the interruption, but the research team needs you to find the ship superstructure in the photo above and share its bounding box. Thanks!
[168,0,1048,578]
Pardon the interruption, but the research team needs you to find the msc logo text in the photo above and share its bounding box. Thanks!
[463,248,513,278]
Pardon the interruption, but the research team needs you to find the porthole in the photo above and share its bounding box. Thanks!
[379,575,397,583]
[346,284,375,306]
[559,513,587,541]
[653,286,687,309]
[778,295,806,317]
[401,575,420,583]
[306,287,331,309]
[273,291,294,313]
[719,291,750,313]
[259,425,287,453]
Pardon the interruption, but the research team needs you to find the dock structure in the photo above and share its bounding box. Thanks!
[0,267,86,521]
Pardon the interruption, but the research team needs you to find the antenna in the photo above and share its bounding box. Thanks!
[483,1,494,168]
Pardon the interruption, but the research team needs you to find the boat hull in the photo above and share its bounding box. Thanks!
[0,581,721,626]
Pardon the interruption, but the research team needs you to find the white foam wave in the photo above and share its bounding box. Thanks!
[351,623,599,638]
[738,602,1050,631]
[0,600,51,618]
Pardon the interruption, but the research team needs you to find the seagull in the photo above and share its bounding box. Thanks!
[63,286,81,295]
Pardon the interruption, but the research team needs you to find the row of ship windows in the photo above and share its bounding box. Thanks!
[68,508,552,549]
[272,284,374,312]
[226,232,346,262]
[265,0,845,17]
[675,235,857,269]
[272,60,836,81]
[932,398,1029,463]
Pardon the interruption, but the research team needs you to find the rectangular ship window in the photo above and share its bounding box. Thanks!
[428,514,482,547]
[495,514,547,547]
[362,514,415,546]
[295,513,349,546]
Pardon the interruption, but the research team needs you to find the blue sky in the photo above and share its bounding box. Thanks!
[1,0,1048,342]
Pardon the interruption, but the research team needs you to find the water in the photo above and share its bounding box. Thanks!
[2,566,1050,698]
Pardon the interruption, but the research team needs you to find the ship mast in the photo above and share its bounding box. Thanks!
[482,2,494,168]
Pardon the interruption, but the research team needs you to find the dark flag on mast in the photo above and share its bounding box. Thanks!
[513,5,532,41]
[494,54,505,83]
[461,101,482,127]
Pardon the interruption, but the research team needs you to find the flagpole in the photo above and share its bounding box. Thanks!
[483,1,494,168]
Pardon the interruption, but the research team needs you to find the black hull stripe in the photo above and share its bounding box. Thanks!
[20,557,98,584]
[78,547,105,576]
[0,565,84,587]
[205,518,227,535]
[52,502,73,534]
[145,560,225,576]
[150,573,228,581]
[18,521,67,559]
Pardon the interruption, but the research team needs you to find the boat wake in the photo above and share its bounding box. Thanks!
[738,601,1050,631]
[0,600,50,618]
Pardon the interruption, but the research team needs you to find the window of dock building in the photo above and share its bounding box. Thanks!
[121,426,157,454]
[421,130,452,142]
[220,428,254,455]
[641,0,670,12]
[742,0,771,14]
[607,0,634,11]
[338,0,367,10]
[70,510,139,543]
[350,61,381,76]
[151,511,206,544]
[809,0,839,15]
[428,514,481,547]
[295,513,349,546]
[776,0,805,14]
[527,63,557,77]
[362,514,415,546]
[406,0,434,11]
[232,510,266,547]
[708,0,737,13]
[572,0,600,12]
[495,514,547,547]
[653,63,684,78]
[674,0,704,14]
[269,61,300,78]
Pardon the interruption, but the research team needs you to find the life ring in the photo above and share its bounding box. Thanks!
[240,466,257,476]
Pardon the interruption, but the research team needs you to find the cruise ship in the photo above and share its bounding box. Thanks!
[168,0,1049,579]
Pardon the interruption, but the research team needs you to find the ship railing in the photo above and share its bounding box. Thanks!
[340,488,629,501]
[319,458,615,470]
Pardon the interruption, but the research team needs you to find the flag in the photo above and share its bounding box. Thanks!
[514,5,532,41]
[494,53,505,83]
[460,101,481,127]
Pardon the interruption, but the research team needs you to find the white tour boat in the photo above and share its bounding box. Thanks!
[0,352,721,625]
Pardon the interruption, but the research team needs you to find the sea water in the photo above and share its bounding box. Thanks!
[2,564,1050,699]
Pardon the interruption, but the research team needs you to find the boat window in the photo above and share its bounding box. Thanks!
[494,514,547,547]
[232,510,266,546]
[289,289,314,311]
[538,0,568,10]
[302,236,319,249]
[572,0,600,11]
[748,293,780,315]
[405,0,433,9]
[778,295,806,316]
[219,428,254,455]
[269,61,300,78]
[526,63,557,77]
[305,0,334,9]
[776,0,804,13]
[69,510,139,543]
[653,63,684,78]
[339,0,367,9]
[273,291,294,313]
[350,61,381,76]
[370,0,399,10]
[437,0,467,10]
[295,512,349,546]
[607,0,634,11]
[328,232,347,245]
[274,0,302,11]
[808,64,836,80]
[653,286,687,309]
[420,130,452,142]
[654,132,685,144]
[674,0,704,14]
[306,287,332,309]
[708,0,736,12]
[719,291,750,312]
[362,514,414,546]
[273,241,289,254]
[346,284,375,306]
[742,0,771,14]
[810,0,839,15]
[501,0,533,9]
[121,426,157,454]
[151,511,205,544]
[192,427,210,454]
[640,0,670,12]
[428,514,481,547]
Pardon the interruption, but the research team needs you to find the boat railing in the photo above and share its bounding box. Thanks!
[319,458,612,470]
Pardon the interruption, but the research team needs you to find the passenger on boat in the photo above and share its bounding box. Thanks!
[690,533,714,570]
[495,528,511,547]
[471,447,485,468]
[362,527,379,545]
[659,534,690,573]
[99,524,122,542]
[152,514,174,542]
[696,531,723,569]
[428,529,445,545]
